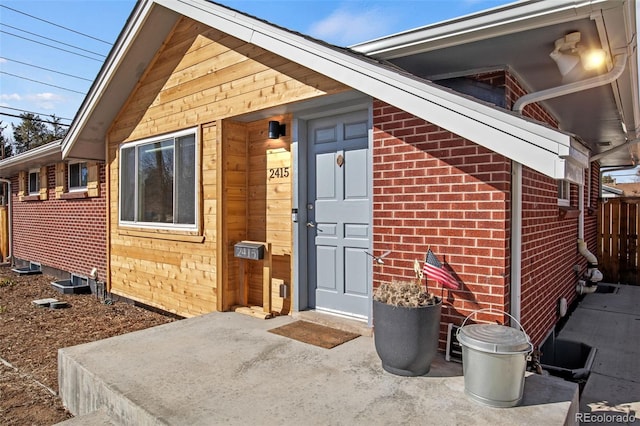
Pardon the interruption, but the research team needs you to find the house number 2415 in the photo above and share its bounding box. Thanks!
[269,167,290,179]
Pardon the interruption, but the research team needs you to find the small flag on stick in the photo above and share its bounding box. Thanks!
[423,248,459,290]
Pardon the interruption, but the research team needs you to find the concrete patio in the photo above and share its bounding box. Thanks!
[57,309,579,425]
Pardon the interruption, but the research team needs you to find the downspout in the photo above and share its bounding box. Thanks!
[512,56,627,295]
[510,162,522,326]
[513,53,628,114]
[0,179,12,266]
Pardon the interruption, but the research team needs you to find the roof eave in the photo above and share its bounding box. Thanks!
[64,0,582,180]
[351,0,610,58]
[0,140,63,178]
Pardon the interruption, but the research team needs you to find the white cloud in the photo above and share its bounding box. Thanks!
[0,94,22,101]
[308,7,395,46]
[0,58,7,64]
[26,92,65,110]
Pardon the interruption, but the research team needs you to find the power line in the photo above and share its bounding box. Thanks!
[2,23,107,58]
[0,71,86,95]
[0,30,103,62]
[0,4,112,45]
[0,57,93,82]
[1,57,94,82]
[0,112,71,127]
[0,106,73,121]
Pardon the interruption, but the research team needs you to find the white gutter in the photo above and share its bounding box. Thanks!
[513,53,628,113]
[510,162,522,326]
[352,0,608,58]
[0,179,12,265]
[158,0,574,180]
[0,140,62,170]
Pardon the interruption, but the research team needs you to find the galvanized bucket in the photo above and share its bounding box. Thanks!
[457,309,533,408]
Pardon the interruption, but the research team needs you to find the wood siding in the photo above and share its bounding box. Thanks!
[107,16,344,317]
[598,197,640,285]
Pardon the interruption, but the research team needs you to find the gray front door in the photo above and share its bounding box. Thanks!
[307,110,371,319]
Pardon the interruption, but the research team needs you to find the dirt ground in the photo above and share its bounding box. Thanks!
[0,266,177,425]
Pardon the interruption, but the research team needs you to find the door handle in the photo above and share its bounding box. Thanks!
[306,221,316,228]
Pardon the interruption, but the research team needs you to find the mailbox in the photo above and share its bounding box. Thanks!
[234,242,265,260]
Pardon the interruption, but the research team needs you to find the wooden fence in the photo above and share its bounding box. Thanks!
[598,198,640,285]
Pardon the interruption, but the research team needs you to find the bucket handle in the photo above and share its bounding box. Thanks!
[457,308,534,354]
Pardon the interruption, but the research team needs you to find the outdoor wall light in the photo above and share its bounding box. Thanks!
[550,32,606,80]
[268,120,286,139]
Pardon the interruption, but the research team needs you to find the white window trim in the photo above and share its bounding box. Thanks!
[28,168,40,195]
[118,127,199,231]
[68,161,88,192]
[558,180,570,207]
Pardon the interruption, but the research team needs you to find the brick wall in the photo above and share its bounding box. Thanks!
[519,164,599,345]
[372,100,512,346]
[10,164,107,281]
[372,96,599,348]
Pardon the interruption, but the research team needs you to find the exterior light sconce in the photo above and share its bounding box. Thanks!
[268,120,286,139]
[550,32,606,81]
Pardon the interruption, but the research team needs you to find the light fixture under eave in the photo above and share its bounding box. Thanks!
[268,120,286,139]
[549,32,607,80]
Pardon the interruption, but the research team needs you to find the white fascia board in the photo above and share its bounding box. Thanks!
[0,140,62,170]
[125,0,572,178]
[61,0,155,159]
[352,0,609,58]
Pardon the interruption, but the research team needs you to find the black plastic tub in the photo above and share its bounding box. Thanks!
[12,262,42,276]
[51,274,90,295]
[540,333,596,381]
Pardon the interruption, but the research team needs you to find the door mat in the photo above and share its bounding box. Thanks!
[268,321,360,349]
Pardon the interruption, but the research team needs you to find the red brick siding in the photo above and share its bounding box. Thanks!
[372,100,512,346]
[505,72,559,127]
[10,164,107,280]
[373,93,600,348]
[519,165,599,345]
[469,70,559,127]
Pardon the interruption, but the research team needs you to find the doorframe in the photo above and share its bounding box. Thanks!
[291,98,374,325]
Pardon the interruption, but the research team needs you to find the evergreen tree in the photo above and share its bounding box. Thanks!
[50,115,68,140]
[12,113,55,153]
[0,121,12,159]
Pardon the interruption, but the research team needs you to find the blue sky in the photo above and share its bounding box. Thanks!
[0,0,510,139]
[0,0,637,181]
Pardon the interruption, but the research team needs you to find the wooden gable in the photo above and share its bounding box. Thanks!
[107,16,346,317]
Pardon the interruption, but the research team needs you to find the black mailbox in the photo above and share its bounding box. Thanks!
[234,242,265,260]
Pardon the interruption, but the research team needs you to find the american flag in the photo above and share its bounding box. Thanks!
[423,248,459,290]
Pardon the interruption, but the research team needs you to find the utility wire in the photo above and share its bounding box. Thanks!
[0,112,71,127]
[0,106,73,122]
[0,57,93,82]
[0,71,86,95]
[0,4,112,45]
[0,30,103,62]
[2,23,107,58]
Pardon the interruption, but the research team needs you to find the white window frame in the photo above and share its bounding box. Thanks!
[68,161,88,192]
[118,128,199,231]
[558,180,570,207]
[28,168,40,195]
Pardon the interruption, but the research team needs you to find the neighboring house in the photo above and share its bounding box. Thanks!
[601,184,624,198]
[50,0,639,349]
[606,182,640,197]
[0,141,107,281]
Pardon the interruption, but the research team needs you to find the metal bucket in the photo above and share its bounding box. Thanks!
[457,309,533,408]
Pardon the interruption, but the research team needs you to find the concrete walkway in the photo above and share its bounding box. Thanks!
[57,311,578,425]
[558,284,640,425]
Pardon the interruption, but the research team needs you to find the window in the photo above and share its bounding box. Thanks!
[119,129,197,229]
[68,162,88,191]
[558,180,570,206]
[28,169,40,195]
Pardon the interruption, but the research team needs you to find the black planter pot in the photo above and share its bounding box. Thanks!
[373,298,442,376]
